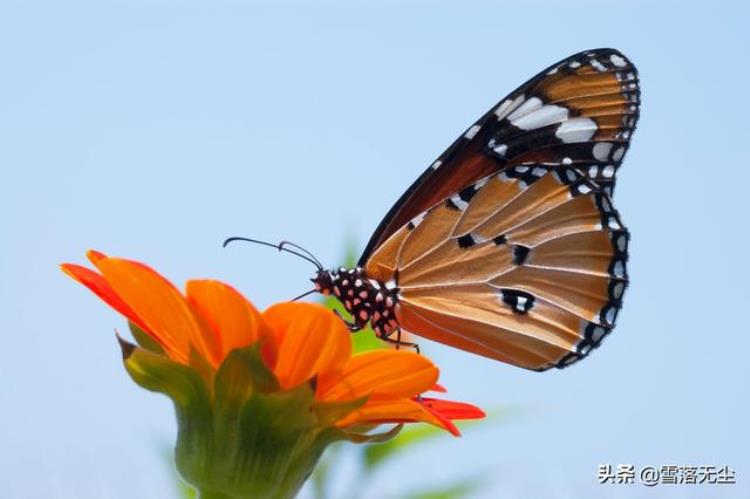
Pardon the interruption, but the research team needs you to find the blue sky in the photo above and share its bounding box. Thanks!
[1,1,749,498]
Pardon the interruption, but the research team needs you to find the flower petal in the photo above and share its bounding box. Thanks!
[263,302,351,390]
[186,280,273,364]
[61,263,153,339]
[430,383,448,393]
[317,350,438,402]
[86,249,107,264]
[91,257,210,364]
[336,397,458,435]
[419,397,486,421]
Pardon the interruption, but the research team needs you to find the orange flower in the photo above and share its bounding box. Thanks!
[61,250,483,435]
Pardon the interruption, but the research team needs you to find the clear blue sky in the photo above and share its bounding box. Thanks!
[1,1,748,498]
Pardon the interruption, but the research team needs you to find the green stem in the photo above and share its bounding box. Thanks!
[198,490,237,499]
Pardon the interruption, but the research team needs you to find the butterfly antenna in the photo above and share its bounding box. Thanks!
[278,240,324,269]
[223,236,323,270]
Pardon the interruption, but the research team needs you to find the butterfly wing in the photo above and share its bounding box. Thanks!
[359,48,639,266]
[365,166,628,370]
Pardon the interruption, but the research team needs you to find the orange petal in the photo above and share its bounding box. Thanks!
[60,263,152,337]
[419,397,486,420]
[91,257,210,364]
[430,383,448,393]
[186,280,273,364]
[86,249,107,264]
[317,350,438,402]
[336,397,458,435]
[263,302,351,390]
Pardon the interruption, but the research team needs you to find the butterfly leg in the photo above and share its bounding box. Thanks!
[333,309,363,332]
[379,329,421,354]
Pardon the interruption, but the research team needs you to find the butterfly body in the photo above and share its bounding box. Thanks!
[313,267,401,338]
[311,48,639,371]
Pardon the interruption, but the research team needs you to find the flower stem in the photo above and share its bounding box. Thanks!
[198,490,236,499]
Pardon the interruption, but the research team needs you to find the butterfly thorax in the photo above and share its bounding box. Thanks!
[312,267,400,337]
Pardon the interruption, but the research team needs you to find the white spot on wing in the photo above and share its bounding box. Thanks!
[612,146,625,162]
[516,295,528,311]
[610,54,627,67]
[591,326,606,343]
[605,307,616,324]
[464,124,481,139]
[613,260,625,278]
[494,95,525,121]
[617,235,627,252]
[590,59,607,72]
[450,193,469,210]
[410,212,426,228]
[507,97,543,122]
[511,103,569,131]
[593,142,613,162]
[555,117,597,143]
[493,143,508,156]
[431,160,442,170]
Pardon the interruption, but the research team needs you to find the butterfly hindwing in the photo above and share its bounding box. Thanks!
[366,166,628,371]
[359,48,639,266]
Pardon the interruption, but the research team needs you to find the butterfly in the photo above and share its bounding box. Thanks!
[228,48,639,371]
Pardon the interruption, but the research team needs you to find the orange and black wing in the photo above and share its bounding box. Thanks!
[359,48,639,266]
[365,166,628,371]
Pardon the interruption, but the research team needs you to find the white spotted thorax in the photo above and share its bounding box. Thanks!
[312,267,400,337]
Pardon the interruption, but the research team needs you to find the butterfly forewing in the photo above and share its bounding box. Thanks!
[359,48,639,265]
[366,166,628,370]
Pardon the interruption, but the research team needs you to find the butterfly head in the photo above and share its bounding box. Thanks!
[311,269,338,296]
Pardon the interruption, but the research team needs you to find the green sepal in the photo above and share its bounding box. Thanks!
[117,334,214,479]
[117,334,210,413]
[312,396,369,427]
[188,346,216,396]
[118,332,379,499]
[341,423,403,444]
[181,382,324,499]
[224,342,280,395]
[128,321,164,355]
